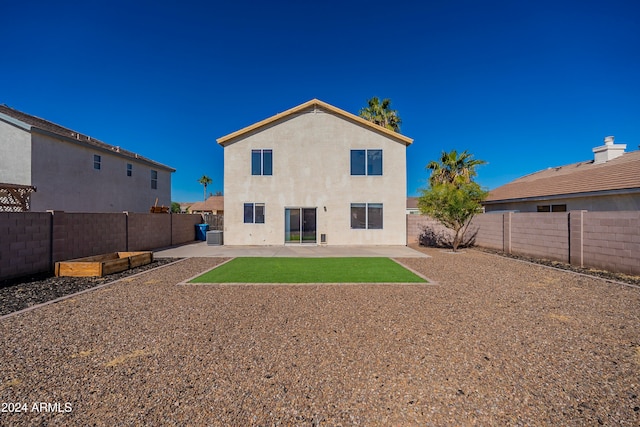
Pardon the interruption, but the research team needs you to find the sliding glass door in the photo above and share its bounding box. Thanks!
[285,208,316,243]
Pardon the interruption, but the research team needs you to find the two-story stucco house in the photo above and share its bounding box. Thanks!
[0,104,174,213]
[217,99,413,245]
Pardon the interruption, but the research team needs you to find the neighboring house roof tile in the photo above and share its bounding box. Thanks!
[216,99,413,146]
[0,104,175,172]
[486,150,640,202]
[189,195,224,212]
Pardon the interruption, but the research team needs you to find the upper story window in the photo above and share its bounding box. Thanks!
[350,149,382,175]
[93,154,101,170]
[127,163,132,177]
[251,149,272,175]
[151,170,158,189]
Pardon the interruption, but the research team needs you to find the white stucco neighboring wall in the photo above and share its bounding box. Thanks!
[30,132,172,212]
[223,108,408,245]
[0,118,31,185]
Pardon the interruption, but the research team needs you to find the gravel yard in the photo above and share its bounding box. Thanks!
[1,248,639,426]
[0,258,179,317]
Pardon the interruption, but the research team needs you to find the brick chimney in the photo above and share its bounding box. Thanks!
[593,136,626,164]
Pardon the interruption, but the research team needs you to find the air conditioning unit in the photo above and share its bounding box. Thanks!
[207,230,223,245]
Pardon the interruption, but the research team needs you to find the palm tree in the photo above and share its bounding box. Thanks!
[197,175,212,201]
[359,97,402,132]
[427,150,486,187]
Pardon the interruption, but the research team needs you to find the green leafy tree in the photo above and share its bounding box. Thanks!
[426,150,487,187]
[359,97,402,132]
[418,182,488,252]
[171,202,181,213]
[197,175,212,201]
[419,150,487,251]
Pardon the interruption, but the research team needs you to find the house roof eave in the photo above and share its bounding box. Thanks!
[483,187,640,205]
[216,99,414,146]
[31,127,176,172]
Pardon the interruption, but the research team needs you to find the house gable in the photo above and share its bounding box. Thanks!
[217,99,413,147]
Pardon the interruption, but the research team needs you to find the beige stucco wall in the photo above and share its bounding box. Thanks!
[29,132,172,212]
[484,193,640,213]
[0,119,32,185]
[223,109,407,245]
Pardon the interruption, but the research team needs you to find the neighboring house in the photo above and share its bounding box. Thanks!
[485,136,640,212]
[406,197,421,214]
[188,195,224,214]
[178,202,194,213]
[217,99,413,245]
[0,104,174,213]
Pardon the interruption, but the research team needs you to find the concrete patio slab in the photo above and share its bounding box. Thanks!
[154,242,429,258]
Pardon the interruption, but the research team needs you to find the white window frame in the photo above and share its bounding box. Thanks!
[244,203,265,224]
[350,203,383,229]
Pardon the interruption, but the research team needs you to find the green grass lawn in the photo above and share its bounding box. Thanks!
[189,257,427,283]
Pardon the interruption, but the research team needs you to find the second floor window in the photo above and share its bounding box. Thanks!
[93,154,101,170]
[251,149,272,175]
[151,170,158,189]
[127,163,132,176]
[350,149,382,175]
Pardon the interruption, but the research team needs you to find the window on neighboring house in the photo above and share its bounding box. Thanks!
[350,149,382,175]
[251,149,272,175]
[537,204,567,212]
[151,170,158,189]
[93,154,101,170]
[350,203,383,229]
[244,203,265,224]
[127,163,132,176]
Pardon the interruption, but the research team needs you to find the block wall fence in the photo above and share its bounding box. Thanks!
[0,212,203,281]
[408,211,640,276]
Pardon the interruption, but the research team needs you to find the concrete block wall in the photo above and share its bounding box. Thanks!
[127,213,172,251]
[470,214,504,250]
[1,212,202,281]
[406,214,452,244]
[582,211,640,275]
[172,214,203,245]
[0,212,51,280]
[510,212,569,262]
[51,212,127,263]
[411,211,639,275]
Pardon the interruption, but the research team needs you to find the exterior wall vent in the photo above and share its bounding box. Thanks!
[320,233,327,244]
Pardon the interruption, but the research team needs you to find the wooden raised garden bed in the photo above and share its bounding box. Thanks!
[54,252,153,277]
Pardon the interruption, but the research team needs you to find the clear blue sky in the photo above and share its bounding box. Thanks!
[2,0,639,201]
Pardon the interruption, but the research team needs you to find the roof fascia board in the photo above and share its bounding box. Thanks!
[216,99,413,146]
[0,113,32,131]
[31,127,176,172]
[484,187,640,205]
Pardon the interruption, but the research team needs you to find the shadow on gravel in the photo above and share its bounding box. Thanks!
[0,258,180,317]
[475,247,640,286]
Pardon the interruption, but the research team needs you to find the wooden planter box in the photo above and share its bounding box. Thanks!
[55,252,153,277]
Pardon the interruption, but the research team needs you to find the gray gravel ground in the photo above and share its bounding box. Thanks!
[1,248,639,426]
